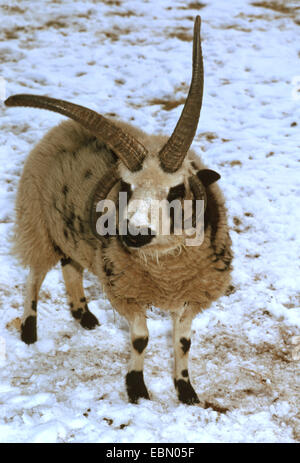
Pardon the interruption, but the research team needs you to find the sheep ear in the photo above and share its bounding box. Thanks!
[196,169,221,187]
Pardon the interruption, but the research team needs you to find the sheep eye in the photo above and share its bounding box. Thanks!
[167,183,186,202]
[120,180,132,193]
[119,180,132,202]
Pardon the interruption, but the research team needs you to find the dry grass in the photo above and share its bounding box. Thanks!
[101,0,122,6]
[251,1,298,15]
[44,20,68,29]
[219,24,252,32]
[178,2,206,10]
[167,27,193,42]
[148,97,186,111]
[1,5,25,14]
[106,10,137,17]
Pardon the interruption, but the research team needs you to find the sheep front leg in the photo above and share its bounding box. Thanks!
[125,311,150,403]
[172,306,200,405]
[61,257,99,329]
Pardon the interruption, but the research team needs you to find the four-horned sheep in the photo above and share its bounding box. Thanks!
[4,16,232,405]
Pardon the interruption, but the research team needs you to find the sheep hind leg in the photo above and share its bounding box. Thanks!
[21,268,47,344]
[125,311,150,403]
[172,306,200,405]
[61,257,99,330]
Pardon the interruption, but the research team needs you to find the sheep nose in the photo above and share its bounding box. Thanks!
[122,221,155,248]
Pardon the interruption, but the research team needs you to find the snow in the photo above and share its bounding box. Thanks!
[0,0,299,443]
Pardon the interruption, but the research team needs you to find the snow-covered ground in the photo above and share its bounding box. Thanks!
[0,0,299,443]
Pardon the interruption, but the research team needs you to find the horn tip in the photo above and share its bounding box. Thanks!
[195,15,201,27]
[4,94,25,107]
[4,96,14,107]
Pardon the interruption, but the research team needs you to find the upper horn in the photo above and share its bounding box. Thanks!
[159,16,204,173]
[4,94,147,172]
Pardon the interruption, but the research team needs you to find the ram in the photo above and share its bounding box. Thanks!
[5,16,232,405]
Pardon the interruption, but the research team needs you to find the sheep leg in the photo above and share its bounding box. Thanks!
[61,257,99,330]
[125,312,150,403]
[172,306,200,405]
[21,268,47,344]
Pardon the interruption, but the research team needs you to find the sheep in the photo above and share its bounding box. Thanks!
[4,16,232,405]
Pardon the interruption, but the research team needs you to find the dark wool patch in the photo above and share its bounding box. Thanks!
[119,180,133,202]
[21,316,37,344]
[166,184,185,234]
[76,215,85,234]
[62,185,69,196]
[80,297,86,303]
[204,187,220,244]
[101,239,108,249]
[181,369,189,378]
[69,302,74,309]
[130,162,143,173]
[53,242,63,255]
[84,169,92,179]
[61,257,71,266]
[180,337,191,354]
[213,245,232,272]
[167,183,186,202]
[31,301,37,312]
[69,211,76,224]
[104,260,114,277]
[215,262,231,272]
[133,337,148,354]
[126,370,150,404]
[79,221,85,234]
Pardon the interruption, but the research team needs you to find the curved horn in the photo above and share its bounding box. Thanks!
[159,16,204,173]
[5,94,147,172]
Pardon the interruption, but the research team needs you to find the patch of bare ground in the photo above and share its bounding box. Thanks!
[101,0,122,5]
[203,400,229,414]
[177,2,206,10]
[219,24,252,32]
[251,1,300,24]
[199,131,218,142]
[44,20,68,29]
[237,12,281,22]
[148,97,186,111]
[3,26,25,40]
[2,19,68,41]
[251,1,297,14]
[231,216,251,234]
[106,10,137,17]
[0,5,25,14]
[96,27,131,42]
[219,160,242,167]
[167,27,193,42]
[196,323,299,431]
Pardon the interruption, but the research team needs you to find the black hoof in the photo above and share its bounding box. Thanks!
[126,370,150,404]
[80,310,99,330]
[71,307,83,320]
[21,316,37,344]
[175,379,200,405]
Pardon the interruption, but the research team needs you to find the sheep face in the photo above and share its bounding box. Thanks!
[117,156,195,252]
